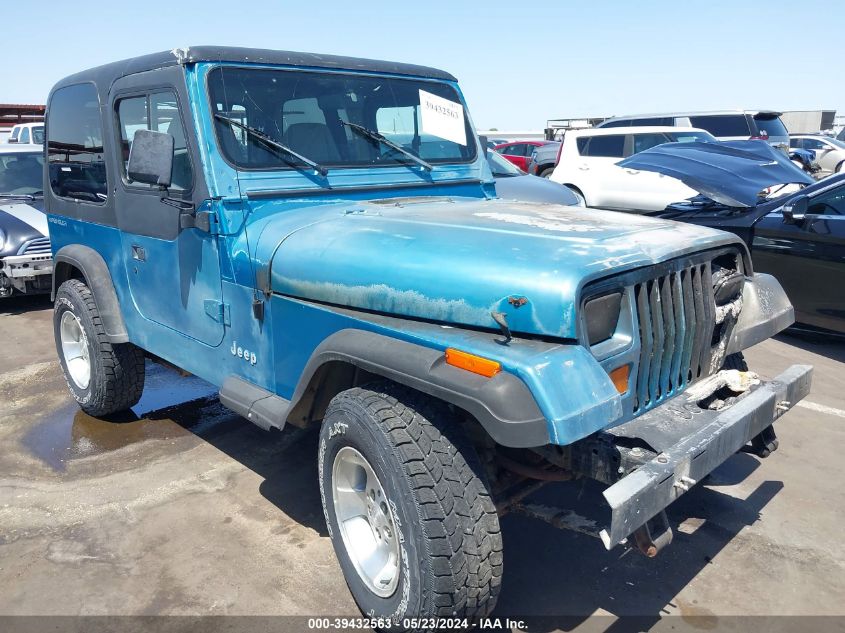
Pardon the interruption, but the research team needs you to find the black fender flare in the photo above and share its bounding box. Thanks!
[52,244,129,344]
[294,329,550,448]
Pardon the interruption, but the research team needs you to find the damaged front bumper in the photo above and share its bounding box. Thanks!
[599,364,812,550]
[0,253,53,296]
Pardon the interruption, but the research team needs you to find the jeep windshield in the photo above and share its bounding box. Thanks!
[207,66,476,171]
[0,151,44,198]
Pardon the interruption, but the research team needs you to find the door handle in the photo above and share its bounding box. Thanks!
[625,169,640,174]
[578,165,590,171]
[131,245,146,261]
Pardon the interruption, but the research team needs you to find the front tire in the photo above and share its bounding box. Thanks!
[318,383,502,628]
[54,279,145,417]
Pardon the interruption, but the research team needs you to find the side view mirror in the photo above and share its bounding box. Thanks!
[782,195,808,224]
[127,129,174,188]
[479,135,489,157]
[7,136,17,144]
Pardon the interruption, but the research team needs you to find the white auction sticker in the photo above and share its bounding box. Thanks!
[419,89,466,146]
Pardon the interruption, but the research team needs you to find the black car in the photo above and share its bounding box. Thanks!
[620,140,844,336]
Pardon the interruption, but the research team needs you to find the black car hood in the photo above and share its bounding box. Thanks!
[618,140,814,208]
[0,197,48,257]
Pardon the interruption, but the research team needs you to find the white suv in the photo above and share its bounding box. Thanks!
[549,126,716,212]
[7,122,44,145]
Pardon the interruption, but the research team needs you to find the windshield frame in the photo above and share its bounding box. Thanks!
[204,64,478,174]
[0,149,45,197]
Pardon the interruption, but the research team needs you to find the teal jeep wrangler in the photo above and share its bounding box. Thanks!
[45,46,811,625]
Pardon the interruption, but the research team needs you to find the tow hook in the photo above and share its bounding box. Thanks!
[631,510,673,557]
[743,425,779,458]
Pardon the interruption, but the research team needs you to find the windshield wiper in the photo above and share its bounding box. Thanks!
[213,114,328,177]
[341,121,433,172]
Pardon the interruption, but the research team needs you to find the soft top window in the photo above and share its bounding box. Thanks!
[47,83,107,204]
[207,66,476,171]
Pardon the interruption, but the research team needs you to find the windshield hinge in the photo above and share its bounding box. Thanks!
[181,211,218,234]
[204,300,230,325]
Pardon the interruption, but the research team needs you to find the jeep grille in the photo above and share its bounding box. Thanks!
[583,249,744,415]
[632,262,716,412]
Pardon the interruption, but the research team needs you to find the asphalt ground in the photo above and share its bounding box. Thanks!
[1,294,843,632]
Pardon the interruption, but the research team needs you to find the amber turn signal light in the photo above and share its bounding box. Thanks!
[609,364,630,394]
[445,348,501,378]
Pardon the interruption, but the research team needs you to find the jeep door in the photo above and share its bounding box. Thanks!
[110,81,225,347]
[752,185,845,333]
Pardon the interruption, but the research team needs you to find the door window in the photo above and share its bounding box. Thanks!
[632,133,670,154]
[808,188,845,216]
[580,135,625,157]
[116,90,192,190]
[47,83,108,204]
[801,138,827,151]
[19,128,30,143]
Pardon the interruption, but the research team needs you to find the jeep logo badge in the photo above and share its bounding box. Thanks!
[231,340,257,365]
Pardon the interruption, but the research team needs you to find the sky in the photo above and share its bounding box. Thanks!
[6,0,845,130]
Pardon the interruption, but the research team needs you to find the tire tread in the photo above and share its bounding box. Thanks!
[56,279,145,416]
[328,382,502,620]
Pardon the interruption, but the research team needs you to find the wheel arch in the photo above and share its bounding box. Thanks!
[221,329,550,448]
[52,244,129,344]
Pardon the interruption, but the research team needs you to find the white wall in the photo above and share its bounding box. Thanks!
[476,130,545,142]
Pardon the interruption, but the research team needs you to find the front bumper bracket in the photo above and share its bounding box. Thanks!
[600,364,812,549]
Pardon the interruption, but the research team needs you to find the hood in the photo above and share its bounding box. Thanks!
[257,197,742,340]
[617,140,814,208]
[0,198,48,257]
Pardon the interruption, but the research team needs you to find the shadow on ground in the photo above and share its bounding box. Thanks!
[21,363,783,629]
[0,294,51,315]
[776,331,845,363]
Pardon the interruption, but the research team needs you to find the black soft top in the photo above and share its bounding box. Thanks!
[51,45,457,93]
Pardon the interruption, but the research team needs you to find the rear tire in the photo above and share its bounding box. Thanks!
[318,382,502,628]
[54,279,145,417]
